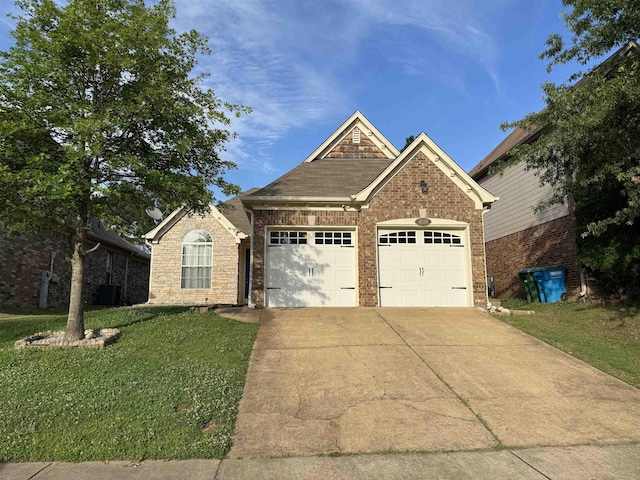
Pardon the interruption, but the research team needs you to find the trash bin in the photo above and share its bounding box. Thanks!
[518,268,543,302]
[531,266,568,303]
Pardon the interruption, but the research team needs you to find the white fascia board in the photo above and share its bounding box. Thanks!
[353,133,498,209]
[143,206,186,241]
[242,196,353,204]
[303,111,399,163]
[143,204,247,244]
[209,204,246,244]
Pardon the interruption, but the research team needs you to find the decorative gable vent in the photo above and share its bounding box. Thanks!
[352,129,361,144]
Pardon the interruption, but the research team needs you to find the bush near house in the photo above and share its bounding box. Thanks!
[0,307,258,462]
[499,300,640,389]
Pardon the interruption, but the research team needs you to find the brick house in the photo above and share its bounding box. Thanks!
[468,131,582,298]
[241,111,497,307]
[144,192,255,306]
[144,112,495,308]
[468,42,639,299]
[0,219,150,309]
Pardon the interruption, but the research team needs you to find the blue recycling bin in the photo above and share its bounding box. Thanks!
[531,267,568,303]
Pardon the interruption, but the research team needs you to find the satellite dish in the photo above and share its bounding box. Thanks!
[145,207,164,221]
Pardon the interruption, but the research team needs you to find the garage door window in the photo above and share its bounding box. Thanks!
[315,231,352,245]
[424,231,462,244]
[269,231,308,245]
[378,231,416,244]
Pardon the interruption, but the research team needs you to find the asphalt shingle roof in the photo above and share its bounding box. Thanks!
[220,188,259,234]
[246,159,392,198]
[87,219,150,260]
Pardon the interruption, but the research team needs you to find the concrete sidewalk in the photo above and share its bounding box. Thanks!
[2,444,640,479]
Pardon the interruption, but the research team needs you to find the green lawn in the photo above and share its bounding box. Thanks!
[0,306,258,462]
[499,299,640,389]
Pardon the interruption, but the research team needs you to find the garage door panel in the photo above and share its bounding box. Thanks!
[379,287,399,307]
[424,251,445,267]
[445,267,466,286]
[399,249,419,265]
[444,248,465,265]
[266,230,356,307]
[424,268,445,284]
[401,288,423,307]
[378,228,471,307]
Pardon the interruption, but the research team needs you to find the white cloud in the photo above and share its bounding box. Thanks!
[171,1,507,175]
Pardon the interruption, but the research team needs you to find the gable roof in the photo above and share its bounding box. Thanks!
[143,190,257,243]
[354,132,497,209]
[218,188,258,233]
[303,111,399,162]
[243,159,391,200]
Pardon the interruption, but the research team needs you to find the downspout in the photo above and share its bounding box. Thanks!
[579,272,588,298]
[246,207,255,308]
[123,252,134,304]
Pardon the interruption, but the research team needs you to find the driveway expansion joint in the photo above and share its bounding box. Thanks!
[374,309,504,448]
[27,462,53,479]
[508,449,553,480]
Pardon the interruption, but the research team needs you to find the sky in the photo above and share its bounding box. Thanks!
[0,0,583,200]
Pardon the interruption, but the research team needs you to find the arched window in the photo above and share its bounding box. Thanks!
[181,229,212,289]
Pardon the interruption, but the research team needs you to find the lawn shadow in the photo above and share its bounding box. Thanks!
[88,306,190,330]
[0,306,190,345]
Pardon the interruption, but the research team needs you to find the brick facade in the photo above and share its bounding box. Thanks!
[325,128,388,159]
[485,214,581,298]
[0,231,73,309]
[85,247,150,305]
[251,151,488,307]
[148,212,241,305]
[0,230,149,309]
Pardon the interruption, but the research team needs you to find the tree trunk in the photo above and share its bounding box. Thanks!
[65,221,86,341]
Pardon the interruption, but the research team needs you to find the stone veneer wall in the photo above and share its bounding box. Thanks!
[148,212,240,305]
[485,214,581,298]
[251,150,488,307]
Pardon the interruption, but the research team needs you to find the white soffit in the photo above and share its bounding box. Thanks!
[303,111,399,162]
[353,133,498,209]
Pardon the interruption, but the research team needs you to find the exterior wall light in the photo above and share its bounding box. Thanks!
[420,180,428,194]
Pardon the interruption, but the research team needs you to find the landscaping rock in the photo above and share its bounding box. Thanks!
[15,328,121,349]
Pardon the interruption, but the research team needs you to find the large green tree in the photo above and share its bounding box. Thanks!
[503,1,640,292]
[0,0,249,339]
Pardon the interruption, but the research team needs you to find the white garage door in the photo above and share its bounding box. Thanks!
[266,230,356,307]
[378,229,471,307]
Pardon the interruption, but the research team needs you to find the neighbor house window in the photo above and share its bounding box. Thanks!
[181,229,212,289]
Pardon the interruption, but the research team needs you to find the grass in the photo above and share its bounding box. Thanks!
[0,306,258,462]
[498,299,640,389]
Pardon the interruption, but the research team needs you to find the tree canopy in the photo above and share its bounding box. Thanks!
[0,0,249,338]
[0,0,248,238]
[502,1,640,292]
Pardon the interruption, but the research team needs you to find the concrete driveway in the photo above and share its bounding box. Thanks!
[230,308,640,459]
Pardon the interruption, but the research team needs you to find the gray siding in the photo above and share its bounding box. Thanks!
[479,162,568,242]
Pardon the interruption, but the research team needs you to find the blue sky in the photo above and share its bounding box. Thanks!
[0,0,581,200]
